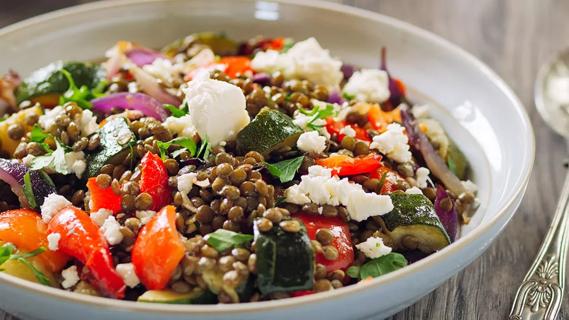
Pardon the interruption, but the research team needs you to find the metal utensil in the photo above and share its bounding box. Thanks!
[509,51,569,320]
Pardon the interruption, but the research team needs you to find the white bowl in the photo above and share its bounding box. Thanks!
[0,0,534,319]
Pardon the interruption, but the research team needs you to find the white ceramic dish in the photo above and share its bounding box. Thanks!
[0,0,534,319]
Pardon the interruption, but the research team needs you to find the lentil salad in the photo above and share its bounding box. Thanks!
[0,33,478,303]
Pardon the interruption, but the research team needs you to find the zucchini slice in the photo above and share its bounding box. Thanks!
[254,219,314,295]
[236,107,303,157]
[86,117,135,177]
[383,192,451,253]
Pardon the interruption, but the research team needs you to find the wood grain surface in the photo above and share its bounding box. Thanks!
[1,0,567,319]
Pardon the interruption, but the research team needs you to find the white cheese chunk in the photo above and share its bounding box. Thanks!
[297,131,327,154]
[415,167,430,189]
[78,109,99,137]
[61,265,80,289]
[405,186,423,195]
[177,172,198,195]
[339,125,356,138]
[40,193,72,223]
[64,151,86,179]
[285,165,393,221]
[47,233,61,251]
[116,263,140,288]
[163,115,196,138]
[182,74,249,145]
[370,123,412,163]
[356,236,392,259]
[38,106,66,130]
[251,37,343,88]
[343,69,390,103]
[100,216,123,246]
[90,208,113,227]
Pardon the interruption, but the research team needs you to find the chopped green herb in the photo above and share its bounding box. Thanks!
[342,92,355,101]
[265,155,304,183]
[157,137,197,160]
[0,243,50,285]
[376,172,388,193]
[59,69,92,109]
[0,115,8,122]
[298,104,336,130]
[91,80,109,98]
[30,125,52,153]
[206,229,253,252]
[22,172,37,209]
[197,139,211,160]
[282,38,295,52]
[164,102,189,118]
[30,140,70,175]
[39,170,55,189]
[347,253,407,279]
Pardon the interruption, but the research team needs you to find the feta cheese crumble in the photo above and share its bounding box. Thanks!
[40,193,72,223]
[90,208,113,226]
[61,265,80,289]
[370,123,412,163]
[297,131,326,154]
[116,263,140,288]
[343,69,390,103]
[415,167,430,189]
[285,165,393,221]
[177,172,198,195]
[78,109,99,137]
[339,125,356,138]
[47,233,61,251]
[251,37,343,88]
[405,186,423,195]
[182,74,250,145]
[38,106,66,130]
[163,115,197,138]
[356,236,392,259]
[100,216,123,246]
[64,151,86,179]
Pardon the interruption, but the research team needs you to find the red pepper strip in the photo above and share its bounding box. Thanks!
[316,154,382,177]
[0,209,70,273]
[295,213,354,273]
[325,118,370,142]
[48,206,125,298]
[218,56,252,78]
[86,178,122,214]
[291,290,315,297]
[262,37,285,51]
[131,205,185,290]
[140,152,172,212]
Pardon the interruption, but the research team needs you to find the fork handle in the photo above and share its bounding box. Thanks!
[509,170,569,320]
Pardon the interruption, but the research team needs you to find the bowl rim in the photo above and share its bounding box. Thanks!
[0,0,535,315]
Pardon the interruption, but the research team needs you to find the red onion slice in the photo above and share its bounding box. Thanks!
[92,92,169,121]
[125,48,164,67]
[0,159,56,208]
[128,65,181,106]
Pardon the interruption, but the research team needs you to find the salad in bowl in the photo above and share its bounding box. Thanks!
[0,32,478,304]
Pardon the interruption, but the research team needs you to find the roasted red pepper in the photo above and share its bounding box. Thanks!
[316,154,382,177]
[0,209,70,272]
[367,104,401,133]
[218,56,252,78]
[295,213,354,273]
[131,205,185,290]
[47,206,125,298]
[325,118,370,142]
[140,152,172,212]
[370,166,400,194]
[291,290,315,297]
[86,177,122,214]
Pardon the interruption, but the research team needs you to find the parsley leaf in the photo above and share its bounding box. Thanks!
[347,253,407,279]
[157,137,197,160]
[59,69,93,109]
[164,102,189,118]
[299,104,336,130]
[342,92,355,101]
[265,155,304,183]
[23,172,37,209]
[30,125,52,153]
[206,229,253,252]
[30,140,70,175]
[197,139,211,160]
[0,243,50,285]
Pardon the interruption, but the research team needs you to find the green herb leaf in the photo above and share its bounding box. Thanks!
[157,137,197,160]
[39,170,56,189]
[206,229,253,252]
[300,104,336,131]
[197,139,211,160]
[59,69,92,109]
[357,253,407,279]
[0,244,50,285]
[91,80,109,98]
[346,265,361,278]
[30,140,70,175]
[23,172,37,209]
[265,155,304,183]
[342,92,355,101]
[0,115,8,123]
[164,103,188,118]
[30,125,48,143]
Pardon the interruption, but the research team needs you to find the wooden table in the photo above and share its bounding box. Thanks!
[1,0,568,319]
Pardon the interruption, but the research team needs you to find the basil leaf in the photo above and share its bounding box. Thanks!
[164,103,188,118]
[265,156,304,183]
[23,171,37,209]
[206,229,253,252]
[358,253,407,279]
